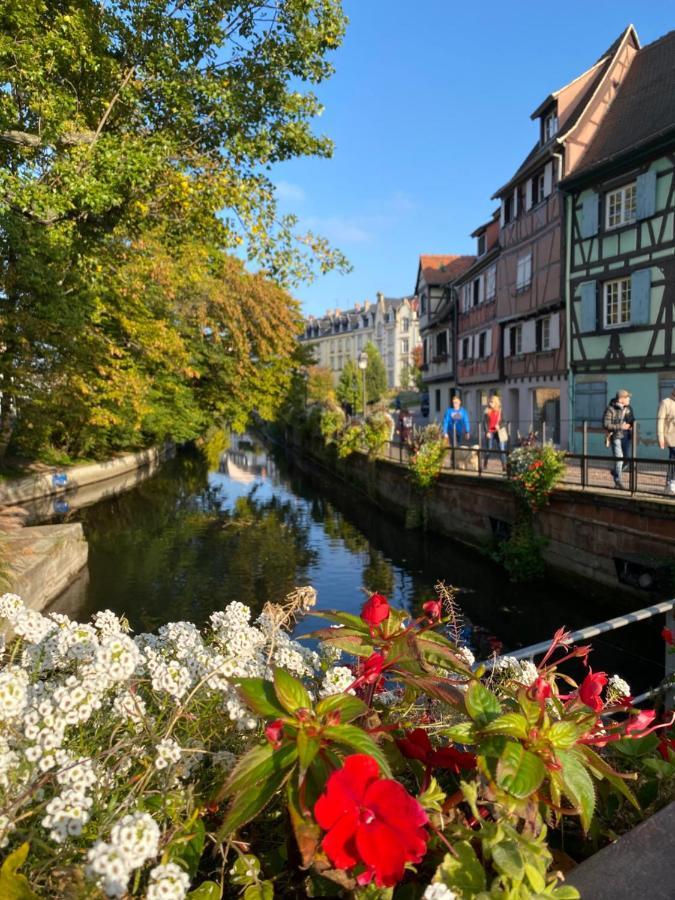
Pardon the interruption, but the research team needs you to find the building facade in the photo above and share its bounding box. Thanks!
[455,214,501,430]
[415,255,475,421]
[561,29,675,453]
[300,293,420,390]
[491,25,640,445]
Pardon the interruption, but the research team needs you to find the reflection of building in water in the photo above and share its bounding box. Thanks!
[219,434,276,482]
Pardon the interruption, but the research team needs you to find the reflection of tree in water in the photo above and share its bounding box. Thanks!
[362,549,394,596]
[318,502,369,556]
[78,449,317,633]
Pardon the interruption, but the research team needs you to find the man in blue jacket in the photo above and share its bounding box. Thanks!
[443,396,471,445]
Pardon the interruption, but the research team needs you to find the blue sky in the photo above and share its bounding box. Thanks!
[272,1,673,318]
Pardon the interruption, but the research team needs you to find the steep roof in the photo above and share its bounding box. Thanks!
[563,29,675,182]
[418,254,476,287]
[492,25,638,198]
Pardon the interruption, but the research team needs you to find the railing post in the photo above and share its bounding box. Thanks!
[630,420,639,495]
[582,420,588,489]
[542,420,547,445]
[477,422,483,476]
[452,425,457,470]
[666,605,675,711]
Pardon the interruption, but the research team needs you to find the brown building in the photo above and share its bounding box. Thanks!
[415,254,475,421]
[492,25,640,445]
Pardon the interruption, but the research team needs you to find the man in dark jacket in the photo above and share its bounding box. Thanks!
[603,389,634,489]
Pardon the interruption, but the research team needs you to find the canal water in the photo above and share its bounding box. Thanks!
[41,434,665,694]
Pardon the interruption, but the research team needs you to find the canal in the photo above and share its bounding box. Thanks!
[42,434,665,694]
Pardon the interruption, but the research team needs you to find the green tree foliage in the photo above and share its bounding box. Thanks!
[307,366,335,404]
[364,341,388,404]
[336,359,361,412]
[0,0,349,459]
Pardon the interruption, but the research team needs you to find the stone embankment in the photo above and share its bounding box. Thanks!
[0,444,174,611]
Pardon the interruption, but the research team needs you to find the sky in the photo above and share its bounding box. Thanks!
[271,0,674,318]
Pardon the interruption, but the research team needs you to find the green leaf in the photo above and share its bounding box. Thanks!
[286,779,322,869]
[218,764,294,838]
[443,721,478,744]
[322,724,392,777]
[310,609,371,631]
[244,883,274,900]
[548,720,585,749]
[613,734,660,758]
[273,668,312,714]
[482,713,529,740]
[418,776,446,812]
[578,745,639,811]
[435,842,487,895]
[551,887,581,899]
[297,730,320,775]
[215,742,298,803]
[524,862,546,892]
[236,678,287,718]
[0,843,40,900]
[315,693,367,722]
[557,749,596,831]
[496,742,546,799]
[187,882,222,900]
[465,682,502,726]
[491,839,525,881]
[229,854,261,885]
[167,818,205,879]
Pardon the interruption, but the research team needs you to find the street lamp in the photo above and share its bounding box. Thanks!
[358,350,368,418]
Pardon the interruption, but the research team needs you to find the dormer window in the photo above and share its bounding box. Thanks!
[543,111,558,143]
[477,233,486,256]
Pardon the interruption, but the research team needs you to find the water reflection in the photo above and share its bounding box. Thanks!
[42,432,665,692]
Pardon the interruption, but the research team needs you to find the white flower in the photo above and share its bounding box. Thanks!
[518,660,539,686]
[0,667,29,720]
[607,674,631,699]
[41,788,93,842]
[92,609,129,637]
[96,634,141,682]
[55,753,98,792]
[0,814,15,848]
[319,666,354,698]
[86,842,133,898]
[211,750,236,769]
[113,689,148,727]
[155,738,182,770]
[146,862,191,900]
[423,884,458,900]
[110,811,160,867]
[456,646,475,667]
[0,593,24,623]
[493,656,538,686]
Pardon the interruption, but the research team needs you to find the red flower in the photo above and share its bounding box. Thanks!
[264,719,284,749]
[396,729,476,775]
[314,754,428,887]
[529,676,552,703]
[349,652,387,692]
[658,735,675,761]
[422,600,442,620]
[361,594,390,626]
[662,627,674,646]
[578,669,607,712]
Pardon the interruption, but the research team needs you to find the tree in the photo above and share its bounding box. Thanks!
[336,360,361,412]
[411,343,425,390]
[308,367,336,405]
[0,0,350,458]
[364,342,388,405]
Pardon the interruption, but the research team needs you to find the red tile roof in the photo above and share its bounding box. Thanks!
[419,254,476,286]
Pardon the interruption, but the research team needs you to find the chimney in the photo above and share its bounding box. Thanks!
[376,291,385,303]
[354,302,361,312]
[363,299,370,311]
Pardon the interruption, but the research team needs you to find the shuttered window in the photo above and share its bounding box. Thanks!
[605,183,636,229]
[575,381,607,424]
[603,278,631,328]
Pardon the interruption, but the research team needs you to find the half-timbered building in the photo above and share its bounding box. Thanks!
[455,213,502,428]
[561,29,675,454]
[414,254,475,421]
[492,25,640,446]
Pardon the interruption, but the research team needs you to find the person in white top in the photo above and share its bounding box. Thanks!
[657,386,675,495]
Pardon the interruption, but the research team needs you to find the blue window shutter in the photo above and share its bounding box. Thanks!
[631,268,652,324]
[579,193,599,237]
[636,171,657,220]
[579,281,597,332]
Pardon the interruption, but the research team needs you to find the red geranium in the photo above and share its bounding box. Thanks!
[529,676,552,704]
[662,627,674,646]
[396,728,476,781]
[349,651,387,692]
[422,600,442,621]
[361,593,390,626]
[314,754,428,887]
[578,669,607,711]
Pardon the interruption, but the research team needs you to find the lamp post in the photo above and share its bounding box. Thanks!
[358,350,368,419]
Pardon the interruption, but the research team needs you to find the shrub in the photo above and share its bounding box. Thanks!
[494,516,548,582]
[318,403,346,443]
[507,444,567,512]
[408,424,446,491]
[337,424,364,459]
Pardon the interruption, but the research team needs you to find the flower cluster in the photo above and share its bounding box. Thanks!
[507,444,567,511]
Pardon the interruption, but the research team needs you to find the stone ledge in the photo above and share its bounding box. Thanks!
[566,802,675,899]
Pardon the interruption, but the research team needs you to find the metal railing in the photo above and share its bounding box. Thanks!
[384,419,675,498]
[482,599,675,709]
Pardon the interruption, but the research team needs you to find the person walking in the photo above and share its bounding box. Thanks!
[443,395,471,446]
[483,395,507,471]
[603,389,634,489]
[657,386,675,495]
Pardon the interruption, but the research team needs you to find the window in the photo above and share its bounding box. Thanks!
[462,337,471,360]
[543,111,558,142]
[402,338,409,355]
[531,170,546,205]
[462,283,471,312]
[575,381,606,424]
[485,266,496,300]
[477,233,486,256]
[478,332,486,358]
[402,317,410,332]
[420,293,427,315]
[510,324,523,356]
[659,377,675,401]
[435,389,441,413]
[604,278,631,328]
[536,316,551,351]
[472,277,481,306]
[516,253,532,291]
[606,183,636,229]
[435,331,447,356]
[503,195,513,224]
